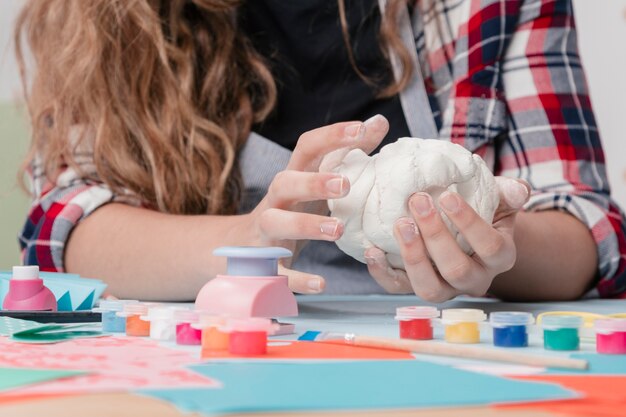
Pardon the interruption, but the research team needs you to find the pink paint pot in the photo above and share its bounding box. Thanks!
[395,306,439,340]
[595,318,626,355]
[174,309,202,346]
[220,317,279,356]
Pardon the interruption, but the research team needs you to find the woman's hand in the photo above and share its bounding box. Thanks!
[365,177,530,302]
[241,115,389,294]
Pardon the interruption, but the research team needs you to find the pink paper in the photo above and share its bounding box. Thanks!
[0,336,218,394]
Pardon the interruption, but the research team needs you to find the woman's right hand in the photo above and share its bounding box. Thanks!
[243,114,389,294]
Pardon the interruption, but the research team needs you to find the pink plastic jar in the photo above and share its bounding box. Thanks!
[220,318,278,356]
[595,318,626,354]
[174,309,202,346]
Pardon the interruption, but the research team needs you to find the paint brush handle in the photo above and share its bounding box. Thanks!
[351,335,588,370]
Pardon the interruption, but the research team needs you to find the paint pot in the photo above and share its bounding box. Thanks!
[93,299,138,333]
[441,309,486,344]
[595,318,626,355]
[195,314,230,357]
[117,303,153,337]
[220,317,279,356]
[395,306,439,340]
[174,309,202,346]
[490,312,534,348]
[542,315,582,351]
[141,306,184,341]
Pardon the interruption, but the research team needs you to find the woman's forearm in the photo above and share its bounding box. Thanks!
[490,210,598,301]
[65,203,249,301]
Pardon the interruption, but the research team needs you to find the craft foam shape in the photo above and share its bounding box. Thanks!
[320,137,499,268]
[196,247,297,318]
[2,267,57,312]
[0,368,85,392]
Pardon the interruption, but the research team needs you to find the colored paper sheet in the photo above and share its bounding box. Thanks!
[0,368,84,392]
[0,317,103,343]
[545,353,626,375]
[0,336,217,396]
[499,375,626,417]
[204,340,414,360]
[0,316,45,336]
[140,361,576,415]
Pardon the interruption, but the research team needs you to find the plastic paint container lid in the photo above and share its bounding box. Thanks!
[490,312,534,328]
[441,308,486,324]
[12,265,40,280]
[213,246,292,276]
[395,306,440,321]
[219,317,279,334]
[173,309,199,324]
[595,318,626,334]
[542,314,583,329]
[117,302,156,317]
[192,314,228,330]
[93,299,138,313]
[141,306,185,322]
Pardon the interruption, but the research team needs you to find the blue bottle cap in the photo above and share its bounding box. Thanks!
[213,246,292,276]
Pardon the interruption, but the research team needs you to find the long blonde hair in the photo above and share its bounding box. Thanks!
[16,0,411,215]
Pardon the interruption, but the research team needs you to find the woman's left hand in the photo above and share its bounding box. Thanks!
[365,177,530,302]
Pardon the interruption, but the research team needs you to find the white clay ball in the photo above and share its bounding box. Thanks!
[320,137,500,269]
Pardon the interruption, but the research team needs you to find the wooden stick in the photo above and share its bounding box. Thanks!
[345,335,588,370]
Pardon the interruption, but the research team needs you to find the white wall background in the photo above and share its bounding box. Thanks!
[0,0,23,102]
[1,0,626,203]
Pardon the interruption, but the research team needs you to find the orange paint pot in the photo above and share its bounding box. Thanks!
[194,314,230,358]
[117,302,155,337]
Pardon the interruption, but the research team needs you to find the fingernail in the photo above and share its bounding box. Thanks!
[439,191,460,213]
[364,114,386,130]
[397,220,417,243]
[326,176,348,196]
[307,277,322,292]
[344,122,365,140]
[504,180,529,208]
[411,193,433,217]
[365,256,376,266]
[320,220,341,237]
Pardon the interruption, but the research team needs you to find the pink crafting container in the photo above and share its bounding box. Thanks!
[195,247,297,319]
[595,319,626,354]
[2,266,57,311]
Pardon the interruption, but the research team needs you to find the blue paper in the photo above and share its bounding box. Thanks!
[547,353,626,375]
[140,361,575,415]
[0,271,106,311]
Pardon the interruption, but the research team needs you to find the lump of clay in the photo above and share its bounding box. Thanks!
[320,137,499,269]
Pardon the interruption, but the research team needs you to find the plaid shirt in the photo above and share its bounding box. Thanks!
[19,0,626,298]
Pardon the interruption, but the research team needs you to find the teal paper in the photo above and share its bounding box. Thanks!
[547,353,626,375]
[0,367,85,392]
[140,361,575,415]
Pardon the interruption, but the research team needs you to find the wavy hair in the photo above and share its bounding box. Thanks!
[15,0,411,215]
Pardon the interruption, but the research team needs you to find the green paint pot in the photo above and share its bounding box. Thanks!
[542,315,582,351]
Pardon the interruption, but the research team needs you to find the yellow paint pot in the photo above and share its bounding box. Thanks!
[441,308,486,344]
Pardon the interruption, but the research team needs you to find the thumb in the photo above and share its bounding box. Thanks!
[278,264,326,294]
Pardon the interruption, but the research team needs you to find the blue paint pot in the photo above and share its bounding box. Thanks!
[93,299,138,333]
[490,312,534,348]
